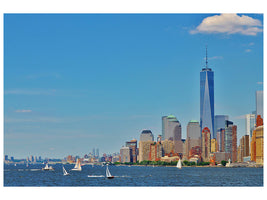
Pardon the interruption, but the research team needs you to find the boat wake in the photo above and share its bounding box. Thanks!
[87,175,105,178]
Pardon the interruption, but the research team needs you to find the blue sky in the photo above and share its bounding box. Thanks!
[4,14,263,159]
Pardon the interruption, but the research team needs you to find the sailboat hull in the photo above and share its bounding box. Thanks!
[107,176,114,179]
[71,168,82,171]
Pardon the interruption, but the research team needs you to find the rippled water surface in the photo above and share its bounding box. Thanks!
[4,164,263,186]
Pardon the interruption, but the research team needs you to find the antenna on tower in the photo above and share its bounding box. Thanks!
[205,45,208,69]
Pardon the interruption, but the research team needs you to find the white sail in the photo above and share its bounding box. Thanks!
[106,165,112,177]
[177,159,182,169]
[63,166,69,175]
[72,159,82,171]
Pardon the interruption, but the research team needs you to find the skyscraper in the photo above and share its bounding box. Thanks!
[140,130,154,141]
[225,120,237,162]
[214,115,229,139]
[162,115,182,141]
[200,49,215,139]
[201,127,211,162]
[256,91,263,119]
[186,120,201,159]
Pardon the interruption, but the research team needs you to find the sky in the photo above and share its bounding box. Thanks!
[4,13,263,159]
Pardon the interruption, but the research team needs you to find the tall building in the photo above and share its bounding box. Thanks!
[214,115,229,139]
[162,115,182,141]
[96,148,99,158]
[240,135,250,161]
[138,141,154,162]
[185,120,201,159]
[120,146,131,163]
[216,128,225,152]
[251,115,264,165]
[245,114,256,138]
[225,120,237,162]
[126,139,137,163]
[256,91,263,119]
[149,142,163,161]
[200,49,215,139]
[201,127,211,162]
[140,130,154,142]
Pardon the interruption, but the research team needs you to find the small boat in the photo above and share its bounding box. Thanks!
[106,165,114,179]
[176,159,182,169]
[63,166,70,176]
[42,163,54,171]
[71,159,82,171]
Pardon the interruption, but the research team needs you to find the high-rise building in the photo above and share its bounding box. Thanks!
[214,115,229,139]
[126,139,137,163]
[216,128,225,152]
[256,91,263,119]
[162,115,182,141]
[96,148,99,158]
[201,127,211,162]
[93,148,95,157]
[200,49,215,139]
[149,142,163,161]
[251,115,264,164]
[138,141,154,162]
[240,135,250,162]
[120,146,131,163]
[245,114,256,140]
[161,139,174,156]
[185,120,201,159]
[211,138,217,152]
[140,130,154,142]
[225,120,237,162]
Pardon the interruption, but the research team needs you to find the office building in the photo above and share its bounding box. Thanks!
[214,115,229,139]
[240,135,250,162]
[149,142,163,161]
[251,115,264,165]
[126,139,137,163]
[161,139,174,156]
[185,120,201,159]
[211,138,217,152]
[140,130,154,142]
[138,141,154,162]
[225,120,237,162]
[201,127,211,162]
[256,91,263,119]
[200,49,215,139]
[120,146,131,163]
[216,128,225,152]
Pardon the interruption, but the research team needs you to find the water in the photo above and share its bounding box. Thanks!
[4,164,263,186]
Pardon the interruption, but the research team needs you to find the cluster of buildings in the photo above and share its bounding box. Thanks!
[119,52,264,166]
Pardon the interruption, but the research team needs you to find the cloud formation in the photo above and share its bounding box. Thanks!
[190,14,262,36]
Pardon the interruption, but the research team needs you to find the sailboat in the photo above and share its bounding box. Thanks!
[176,159,182,169]
[42,163,54,171]
[71,159,82,171]
[63,166,70,176]
[106,165,114,179]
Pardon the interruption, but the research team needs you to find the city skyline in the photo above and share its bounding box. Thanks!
[4,13,263,158]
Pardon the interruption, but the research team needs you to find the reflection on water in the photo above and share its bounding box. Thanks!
[4,164,263,186]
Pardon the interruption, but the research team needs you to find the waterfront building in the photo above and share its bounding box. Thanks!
[149,142,163,161]
[185,120,201,159]
[138,141,154,162]
[126,139,137,163]
[212,152,231,163]
[225,120,237,162]
[189,146,202,158]
[246,114,256,139]
[140,130,154,142]
[216,128,225,152]
[200,50,215,138]
[120,146,131,163]
[240,135,250,162]
[162,115,182,141]
[4,155,8,161]
[256,91,263,119]
[214,115,229,139]
[251,115,264,165]
[201,127,211,162]
[211,138,217,152]
[237,145,242,162]
[34,156,37,163]
[161,139,174,156]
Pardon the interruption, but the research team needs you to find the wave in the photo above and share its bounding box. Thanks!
[87,175,105,178]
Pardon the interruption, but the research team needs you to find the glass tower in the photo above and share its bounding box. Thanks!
[200,49,215,138]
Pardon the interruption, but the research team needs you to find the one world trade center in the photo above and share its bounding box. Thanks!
[200,48,215,138]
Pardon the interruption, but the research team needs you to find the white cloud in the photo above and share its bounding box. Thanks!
[245,49,252,53]
[190,14,262,36]
[257,82,263,85]
[15,110,32,113]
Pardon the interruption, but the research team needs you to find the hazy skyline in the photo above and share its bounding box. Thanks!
[4,14,263,158]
